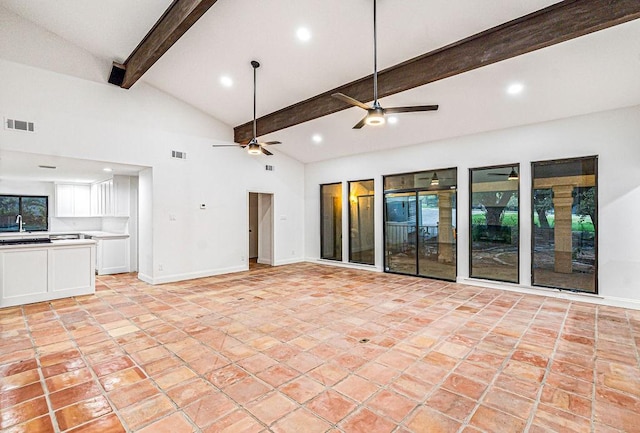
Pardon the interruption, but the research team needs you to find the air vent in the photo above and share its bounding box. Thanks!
[38,165,57,170]
[5,118,35,133]
[265,165,274,171]
[171,150,187,160]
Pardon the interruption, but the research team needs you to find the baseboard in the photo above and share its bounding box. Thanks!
[460,277,640,311]
[307,258,383,272]
[138,265,248,285]
[273,258,305,266]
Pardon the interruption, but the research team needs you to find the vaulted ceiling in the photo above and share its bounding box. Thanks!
[2,0,640,163]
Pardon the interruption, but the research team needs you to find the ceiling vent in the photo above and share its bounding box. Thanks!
[5,118,35,133]
[171,150,187,160]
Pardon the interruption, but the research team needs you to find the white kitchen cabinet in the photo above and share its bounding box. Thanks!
[55,184,91,217]
[95,235,130,275]
[91,176,130,216]
[0,241,96,308]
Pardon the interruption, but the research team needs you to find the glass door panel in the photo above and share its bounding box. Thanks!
[417,191,457,280]
[321,183,342,261]
[532,157,597,293]
[349,180,375,265]
[470,165,520,283]
[384,192,417,275]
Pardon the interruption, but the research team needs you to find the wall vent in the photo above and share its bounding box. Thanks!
[265,165,274,171]
[5,118,35,133]
[171,150,187,160]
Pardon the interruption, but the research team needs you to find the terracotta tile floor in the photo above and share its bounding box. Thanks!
[1,263,639,432]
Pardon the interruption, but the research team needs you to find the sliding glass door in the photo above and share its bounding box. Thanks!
[384,169,457,280]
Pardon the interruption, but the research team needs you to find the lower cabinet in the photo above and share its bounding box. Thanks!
[0,242,96,308]
[95,236,130,275]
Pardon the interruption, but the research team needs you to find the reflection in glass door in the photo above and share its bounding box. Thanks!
[384,169,457,280]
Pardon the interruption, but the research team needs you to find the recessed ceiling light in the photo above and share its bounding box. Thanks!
[296,27,311,42]
[103,167,113,172]
[220,76,233,87]
[507,82,524,95]
[387,116,398,125]
[312,134,322,144]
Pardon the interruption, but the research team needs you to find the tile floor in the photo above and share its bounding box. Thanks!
[1,263,639,432]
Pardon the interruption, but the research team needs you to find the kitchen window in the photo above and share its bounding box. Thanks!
[0,195,49,232]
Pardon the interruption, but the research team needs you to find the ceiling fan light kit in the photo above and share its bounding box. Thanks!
[331,0,438,129]
[365,108,385,126]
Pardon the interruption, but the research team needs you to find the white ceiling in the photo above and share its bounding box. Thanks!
[0,150,147,183]
[1,0,640,164]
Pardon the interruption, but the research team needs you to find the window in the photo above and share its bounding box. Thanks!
[383,168,457,280]
[349,180,375,265]
[0,195,49,232]
[470,164,519,283]
[532,156,597,293]
[320,183,342,261]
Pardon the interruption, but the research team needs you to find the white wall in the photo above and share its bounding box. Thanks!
[305,105,640,305]
[0,57,305,284]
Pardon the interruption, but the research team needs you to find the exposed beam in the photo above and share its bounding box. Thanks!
[234,0,640,143]
[117,0,219,89]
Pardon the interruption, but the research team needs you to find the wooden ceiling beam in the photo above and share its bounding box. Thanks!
[115,0,219,89]
[234,0,640,143]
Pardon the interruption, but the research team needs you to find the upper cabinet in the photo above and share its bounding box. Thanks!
[57,176,130,218]
[55,184,91,217]
[91,176,130,217]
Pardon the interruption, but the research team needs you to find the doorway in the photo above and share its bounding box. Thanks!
[248,192,274,269]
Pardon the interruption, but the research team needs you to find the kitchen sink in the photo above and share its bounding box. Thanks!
[0,238,52,245]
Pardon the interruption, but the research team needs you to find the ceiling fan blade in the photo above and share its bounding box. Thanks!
[261,141,281,146]
[353,115,368,129]
[332,93,370,110]
[211,144,241,148]
[261,147,273,156]
[384,105,439,114]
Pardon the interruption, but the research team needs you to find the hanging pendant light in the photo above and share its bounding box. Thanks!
[508,168,519,180]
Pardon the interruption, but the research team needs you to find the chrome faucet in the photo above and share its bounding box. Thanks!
[16,214,24,232]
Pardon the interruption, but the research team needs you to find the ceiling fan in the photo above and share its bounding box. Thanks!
[332,0,438,129]
[212,60,280,155]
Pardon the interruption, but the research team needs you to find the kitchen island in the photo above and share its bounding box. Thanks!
[0,238,96,308]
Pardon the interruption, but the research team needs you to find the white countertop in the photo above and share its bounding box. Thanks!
[0,231,128,239]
